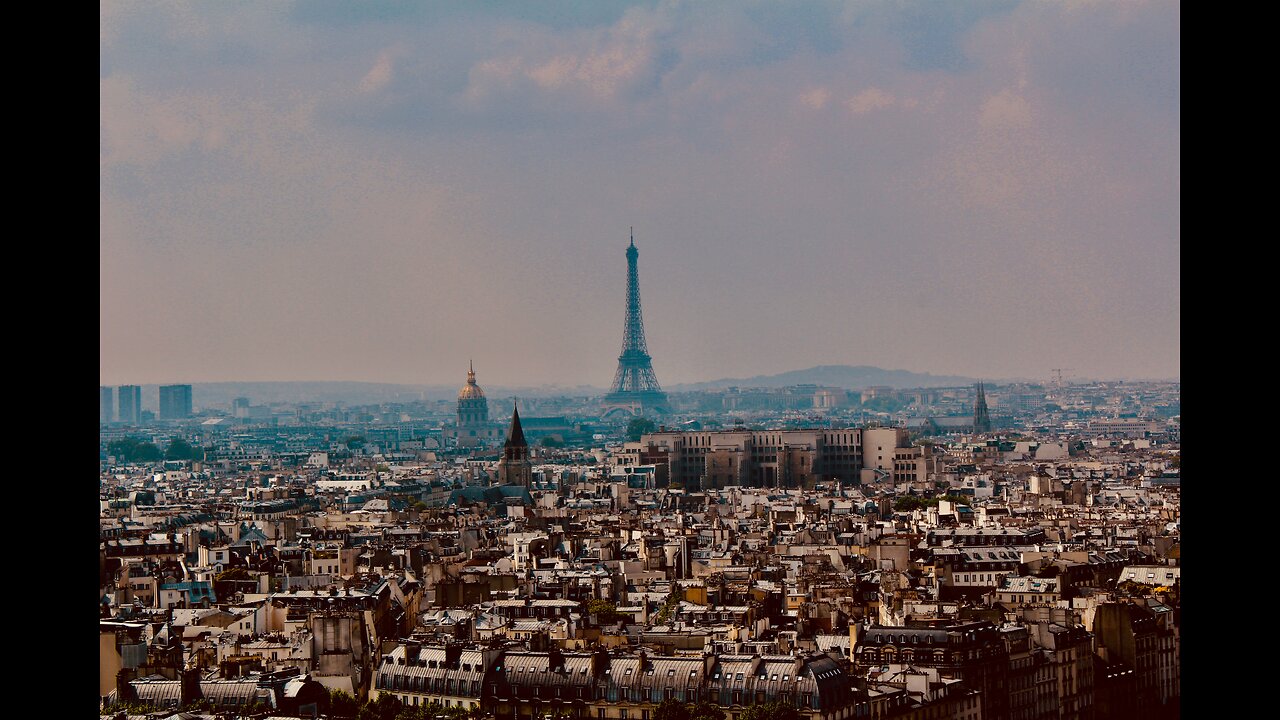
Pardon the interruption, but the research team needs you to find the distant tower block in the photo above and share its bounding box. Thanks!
[602,229,669,417]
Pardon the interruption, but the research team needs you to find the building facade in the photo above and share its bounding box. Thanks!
[637,427,920,490]
[484,648,859,720]
[159,384,193,420]
[118,385,142,425]
[854,622,1010,720]
[101,386,115,424]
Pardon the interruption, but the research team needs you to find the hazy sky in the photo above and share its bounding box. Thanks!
[101,1,1179,388]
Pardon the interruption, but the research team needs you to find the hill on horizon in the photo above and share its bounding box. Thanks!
[117,365,996,410]
[669,365,982,392]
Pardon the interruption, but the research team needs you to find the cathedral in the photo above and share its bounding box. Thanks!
[445,363,504,448]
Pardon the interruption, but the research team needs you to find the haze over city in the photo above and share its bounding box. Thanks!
[101,1,1179,387]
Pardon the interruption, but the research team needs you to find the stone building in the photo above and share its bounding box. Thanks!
[485,647,859,720]
[447,363,504,448]
[638,427,924,490]
[853,621,1010,720]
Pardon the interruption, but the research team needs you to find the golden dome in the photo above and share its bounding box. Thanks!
[458,363,485,400]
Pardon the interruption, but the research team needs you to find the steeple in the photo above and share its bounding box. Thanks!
[505,400,527,449]
[973,382,992,433]
[498,399,533,488]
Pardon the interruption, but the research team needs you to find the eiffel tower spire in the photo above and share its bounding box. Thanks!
[603,229,668,416]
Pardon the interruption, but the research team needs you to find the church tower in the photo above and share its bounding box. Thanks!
[973,382,993,433]
[497,401,533,488]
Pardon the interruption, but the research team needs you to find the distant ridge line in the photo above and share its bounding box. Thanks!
[668,364,984,391]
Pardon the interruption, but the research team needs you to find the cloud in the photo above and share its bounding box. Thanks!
[846,87,896,115]
[463,6,670,107]
[360,50,396,94]
[799,87,830,110]
[979,88,1033,128]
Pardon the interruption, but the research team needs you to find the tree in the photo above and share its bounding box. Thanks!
[165,438,195,460]
[396,704,426,720]
[359,694,403,720]
[104,700,163,715]
[107,437,163,464]
[330,689,360,718]
[689,702,726,720]
[655,699,691,720]
[1117,580,1153,597]
[739,701,801,720]
[893,496,931,512]
[654,588,683,624]
[627,417,657,441]
[585,598,625,623]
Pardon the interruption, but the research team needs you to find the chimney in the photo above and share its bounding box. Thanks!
[404,640,422,666]
[115,668,137,707]
[592,647,611,677]
[180,666,202,708]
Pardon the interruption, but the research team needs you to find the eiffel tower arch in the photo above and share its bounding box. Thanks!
[602,229,669,417]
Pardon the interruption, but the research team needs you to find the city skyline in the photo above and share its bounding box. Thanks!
[101,2,1179,387]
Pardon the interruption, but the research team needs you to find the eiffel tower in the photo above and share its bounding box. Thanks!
[602,229,669,416]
